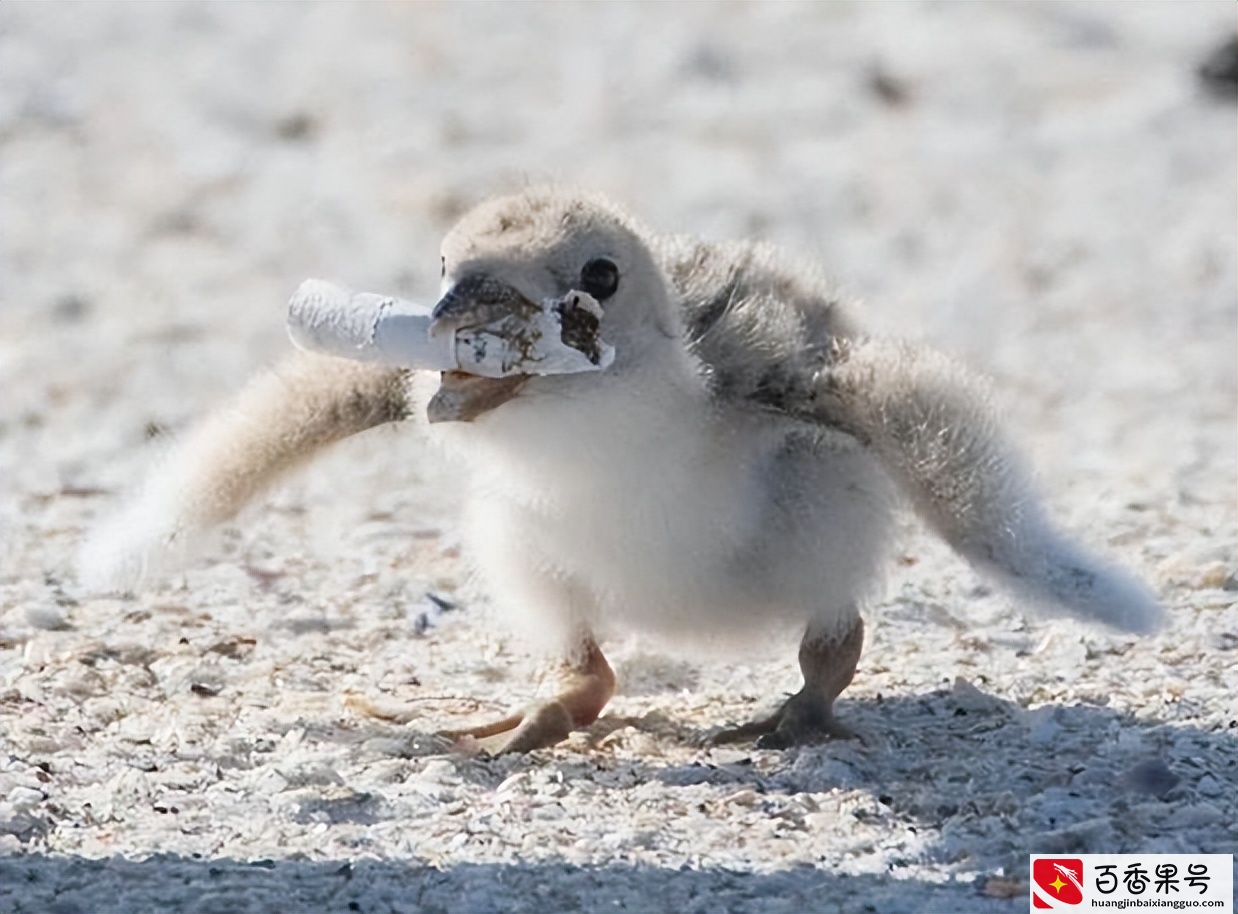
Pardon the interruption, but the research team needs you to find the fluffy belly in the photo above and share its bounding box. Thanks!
[457,427,896,643]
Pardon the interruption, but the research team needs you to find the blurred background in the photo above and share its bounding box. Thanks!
[2,3,1233,489]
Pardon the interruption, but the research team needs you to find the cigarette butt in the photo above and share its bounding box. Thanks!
[287,279,455,369]
[287,278,615,377]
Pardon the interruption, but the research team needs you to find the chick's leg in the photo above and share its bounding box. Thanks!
[712,611,863,749]
[440,638,616,754]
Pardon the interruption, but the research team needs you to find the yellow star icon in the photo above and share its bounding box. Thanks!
[1050,876,1067,893]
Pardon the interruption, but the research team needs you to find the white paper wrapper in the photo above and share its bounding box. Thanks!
[287,279,613,378]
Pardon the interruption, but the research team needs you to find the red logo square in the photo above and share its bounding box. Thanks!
[1032,858,1084,907]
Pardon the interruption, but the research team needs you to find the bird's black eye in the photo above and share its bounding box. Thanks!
[579,257,620,302]
[440,256,446,279]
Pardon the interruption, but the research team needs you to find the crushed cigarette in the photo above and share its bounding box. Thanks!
[287,279,614,377]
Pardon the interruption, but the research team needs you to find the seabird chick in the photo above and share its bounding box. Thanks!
[80,188,1164,752]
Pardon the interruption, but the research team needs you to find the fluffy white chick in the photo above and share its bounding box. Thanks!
[81,188,1164,752]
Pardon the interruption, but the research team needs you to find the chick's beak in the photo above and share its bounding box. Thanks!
[426,275,536,424]
[431,274,540,324]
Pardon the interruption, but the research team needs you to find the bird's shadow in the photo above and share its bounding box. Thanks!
[0,853,1026,914]
[4,686,1233,914]
[418,683,1237,869]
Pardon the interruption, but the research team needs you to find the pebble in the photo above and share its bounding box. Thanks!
[1024,707,1062,746]
[1163,803,1225,828]
[949,677,1007,714]
[278,761,344,788]
[1120,758,1181,798]
[6,786,46,809]
[24,604,72,631]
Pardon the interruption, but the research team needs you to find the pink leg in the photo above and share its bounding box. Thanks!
[440,638,616,754]
[711,612,864,748]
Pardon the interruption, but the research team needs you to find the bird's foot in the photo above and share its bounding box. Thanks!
[708,614,864,749]
[438,639,615,755]
[440,701,574,754]
[707,687,856,749]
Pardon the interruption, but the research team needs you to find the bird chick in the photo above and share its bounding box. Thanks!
[80,188,1164,753]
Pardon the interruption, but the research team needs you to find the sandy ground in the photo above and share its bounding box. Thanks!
[1,4,1235,912]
